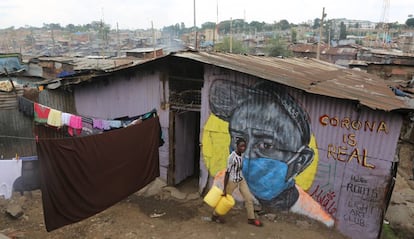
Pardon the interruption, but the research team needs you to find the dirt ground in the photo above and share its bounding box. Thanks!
[0,188,350,239]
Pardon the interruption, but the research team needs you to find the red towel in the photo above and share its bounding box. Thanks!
[34,103,51,123]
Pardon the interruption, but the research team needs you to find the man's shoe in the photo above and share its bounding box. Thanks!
[248,219,263,227]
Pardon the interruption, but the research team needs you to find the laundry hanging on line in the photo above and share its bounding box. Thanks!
[37,116,161,232]
[18,95,158,137]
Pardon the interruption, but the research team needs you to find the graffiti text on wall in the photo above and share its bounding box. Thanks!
[343,175,383,228]
[309,184,337,215]
[319,115,390,169]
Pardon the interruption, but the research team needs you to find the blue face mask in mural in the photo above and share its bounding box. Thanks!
[243,157,293,201]
[209,80,314,207]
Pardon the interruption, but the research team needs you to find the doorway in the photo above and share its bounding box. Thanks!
[166,58,203,188]
[172,111,201,187]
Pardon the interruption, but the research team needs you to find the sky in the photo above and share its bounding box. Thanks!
[0,0,412,30]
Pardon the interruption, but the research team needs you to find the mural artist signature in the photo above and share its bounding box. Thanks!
[310,185,337,215]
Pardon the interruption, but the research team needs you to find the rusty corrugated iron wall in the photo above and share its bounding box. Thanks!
[0,108,36,158]
[0,88,76,158]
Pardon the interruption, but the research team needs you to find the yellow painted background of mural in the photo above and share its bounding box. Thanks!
[295,135,319,191]
[202,114,319,191]
[201,114,231,176]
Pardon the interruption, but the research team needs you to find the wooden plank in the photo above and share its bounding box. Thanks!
[167,110,175,185]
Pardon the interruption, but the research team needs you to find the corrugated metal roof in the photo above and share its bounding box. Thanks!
[290,44,359,56]
[369,49,414,58]
[172,51,412,111]
[123,47,163,53]
[325,47,358,56]
[33,56,142,71]
[0,85,23,110]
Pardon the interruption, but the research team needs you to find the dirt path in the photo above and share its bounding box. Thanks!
[0,190,348,239]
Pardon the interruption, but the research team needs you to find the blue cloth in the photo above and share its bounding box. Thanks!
[20,156,38,161]
[109,120,122,129]
[243,157,292,201]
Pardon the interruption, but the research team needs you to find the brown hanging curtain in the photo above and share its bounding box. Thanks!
[37,116,161,231]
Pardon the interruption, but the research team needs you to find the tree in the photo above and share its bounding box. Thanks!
[66,24,76,32]
[266,37,292,57]
[218,20,231,34]
[201,22,216,30]
[215,37,247,54]
[279,19,290,30]
[43,23,62,30]
[249,21,265,32]
[339,21,347,40]
[406,18,414,27]
[291,29,297,43]
[313,18,321,29]
[324,20,335,42]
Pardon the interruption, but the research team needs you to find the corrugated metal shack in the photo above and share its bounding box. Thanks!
[290,44,358,66]
[0,55,136,158]
[29,51,414,239]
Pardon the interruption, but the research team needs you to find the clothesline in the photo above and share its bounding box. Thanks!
[18,95,157,137]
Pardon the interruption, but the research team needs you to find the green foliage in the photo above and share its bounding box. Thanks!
[313,18,321,29]
[406,18,414,27]
[339,21,347,40]
[249,21,266,32]
[291,29,297,43]
[266,37,292,57]
[278,19,290,30]
[215,37,248,54]
[381,224,399,239]
[201,22,216,30]
[65,24,76,33]
[43,23,62,30]
[218,19,248,34]
[163,22,190,36]
[324,20,335,41]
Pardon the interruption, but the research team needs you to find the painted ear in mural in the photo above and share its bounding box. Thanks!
[209,79,253,121]
[285,145,314,182]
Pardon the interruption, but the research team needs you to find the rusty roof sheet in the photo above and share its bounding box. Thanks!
[34,56,142,72]
[325,47,358,55]
[290,44,325,53]
[290,44,358,56]
[172,51,412,111]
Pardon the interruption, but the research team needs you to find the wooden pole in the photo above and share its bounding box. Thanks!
[316,7,325,60]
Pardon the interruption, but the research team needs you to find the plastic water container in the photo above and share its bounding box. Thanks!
[214,194,235,216]
[203,185,223,208]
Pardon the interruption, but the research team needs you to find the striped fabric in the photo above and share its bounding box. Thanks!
[227,151,244,183]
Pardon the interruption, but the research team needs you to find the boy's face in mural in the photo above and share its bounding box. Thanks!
[229,97,308,201]
[230,100,303,161]
[209,80,314,204]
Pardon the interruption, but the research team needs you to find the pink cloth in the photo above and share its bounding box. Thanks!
[102,120,111,130]
[93,119,103,129]
[68,115,82,136]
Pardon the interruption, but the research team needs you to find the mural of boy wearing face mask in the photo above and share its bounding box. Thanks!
[209,80,334,227]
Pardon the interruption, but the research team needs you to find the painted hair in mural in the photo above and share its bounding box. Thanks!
[207,79,333,226]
